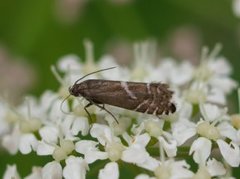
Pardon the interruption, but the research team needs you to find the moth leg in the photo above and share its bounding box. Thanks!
[99,104,105,111]
[92,103,119,124]
[84,102,94,123]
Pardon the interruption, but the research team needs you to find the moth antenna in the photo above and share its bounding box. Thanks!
[60,94,72,115]
[74,66,116,85]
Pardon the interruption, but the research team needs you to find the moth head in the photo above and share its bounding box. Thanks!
[69,85,79,97]
[69,82,88,97]
[169,103,176,113]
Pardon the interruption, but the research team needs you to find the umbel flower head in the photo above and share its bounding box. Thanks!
[0,40,239,179]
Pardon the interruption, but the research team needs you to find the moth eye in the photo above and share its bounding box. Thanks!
[69,86,73,94]
[170,103,176,113]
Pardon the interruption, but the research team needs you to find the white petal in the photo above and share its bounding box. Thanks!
[3,165,20,179]
[75,140,98,154]
[98,162,119,179]
[135,174,156,179]
[42,161,62,179]
[25,167,42,179]
[217,139,240,167]
[90,124,113,145]
[178,100,193,119]
[122,145,149,164]
[122,132,133,146]
[189,137,212,164]
[217,122,238,142]
[36,141,55,155]
[236,130,240,144]
[19,134,38,154]
[133,133,151,147]
[200,103,221,122]
[0,116,10,137]
[39,91,59,113]
[233,0,240,17]
[206,158,226,176]
[209,77,237,94]
[209,57,232,75]
[60,116,75,138]
[170,160,194,179]
[207,88,226,105]
[172,120,196,146]
[63,156,88,179]
[99,56,128,81]
[48,99,69,122]
[159,134,177,157]
[57,54,81,72]
[131,123,145,139]
[136,156,160,171]
[39,126,59,143]
[71,117,89,136]
[2,127,20,154]
[169,62,193,85]
[75,140,108,163]
[85,150,108,164]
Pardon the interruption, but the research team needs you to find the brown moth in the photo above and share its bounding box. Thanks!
[68,67,176,122]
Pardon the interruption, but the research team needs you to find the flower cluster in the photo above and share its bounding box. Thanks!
[1,41,239,179]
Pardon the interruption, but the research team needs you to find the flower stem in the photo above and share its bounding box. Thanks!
[238,88,240,113]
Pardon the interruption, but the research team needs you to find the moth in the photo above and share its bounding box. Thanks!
[68,67,176,122]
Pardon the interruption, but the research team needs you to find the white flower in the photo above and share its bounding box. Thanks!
[2,126,21,154]
[1,97,45,154]
[75,140,108,163]
[151,159,194,179]
[173,103,240,167]
[98,162,119,179]
[57,54,82,72]
[3,164,20,179]
[60,114,90,139]
[90,123,121,145]
[79,129,153,173]
[0,102,10,137]
[25,167,42,179]
[172,119,196,146]
[135,174,156,179]
[19,133,38,154]
[206,158,226,177]
[196,52,237,95]
[165,160,194,178]
[122,133,150,164]
[36,126,59,155]
[233,0,240,17]
[216,140,240,167]
[37,124,75,161]
[42,161,62,179]
[36,105,88,158]
[130,41,160,82]
[1,42,239,178]
[2,125,38,154]
[169,61,194,86]
[98,55,129,81]
[77,124,159,175]
[41,156,89,179]
[193,158,226,178]
[184,81,208,104]
[63,156,89,179]
[143,118,177,157]
[189,137,212,164]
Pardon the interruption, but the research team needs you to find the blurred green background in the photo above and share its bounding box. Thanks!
[0,0,240,178]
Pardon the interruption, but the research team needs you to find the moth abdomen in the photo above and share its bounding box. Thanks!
[132,82,175,115]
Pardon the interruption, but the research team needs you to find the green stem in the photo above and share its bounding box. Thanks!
[238,88,240,113]
[147,146,191,158]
